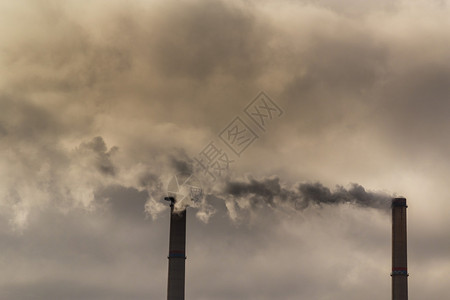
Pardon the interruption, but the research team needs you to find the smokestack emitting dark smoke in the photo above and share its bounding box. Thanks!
[161,174,396,300]
[392,197,408,300]
[223,177,391,210]
[165,197,186,300]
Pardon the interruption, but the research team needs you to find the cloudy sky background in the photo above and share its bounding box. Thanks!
[1,0,449,299]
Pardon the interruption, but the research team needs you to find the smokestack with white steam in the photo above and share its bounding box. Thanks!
[165,196,186,300]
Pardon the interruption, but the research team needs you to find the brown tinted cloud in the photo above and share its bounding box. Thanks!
[1,0,450,299]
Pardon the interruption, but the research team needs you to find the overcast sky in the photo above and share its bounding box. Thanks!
[1,0,450,299]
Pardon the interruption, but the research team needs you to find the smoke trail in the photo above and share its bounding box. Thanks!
[297,182,391,210]
[222,176,391,211]
[149,157,393,221]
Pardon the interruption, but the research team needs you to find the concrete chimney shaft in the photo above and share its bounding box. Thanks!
[392,197,408,300]
[165,197,186,300]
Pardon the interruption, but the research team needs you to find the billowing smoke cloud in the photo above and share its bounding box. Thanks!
[78,137,118,176]
[0,133,125,229]
[1,0,448,230]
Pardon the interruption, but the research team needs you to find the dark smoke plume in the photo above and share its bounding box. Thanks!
[223,177,391,211]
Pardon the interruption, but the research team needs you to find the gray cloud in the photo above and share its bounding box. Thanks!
[95,185,148,220]
[148,1,269,81]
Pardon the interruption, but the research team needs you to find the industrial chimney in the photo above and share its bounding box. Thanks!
[165,197,186,300]
[392,197,408,300]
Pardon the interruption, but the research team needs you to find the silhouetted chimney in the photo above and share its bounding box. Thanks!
[392,197,408,300]
[165,197,186,300]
